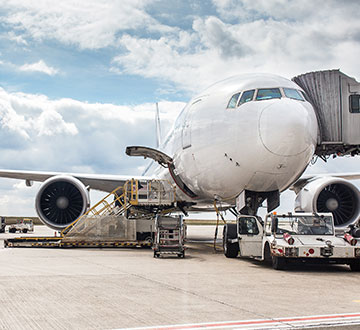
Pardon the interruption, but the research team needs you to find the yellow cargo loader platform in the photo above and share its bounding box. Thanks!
[4,179,175,249]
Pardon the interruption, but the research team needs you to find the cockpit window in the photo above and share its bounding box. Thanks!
[256,88,282,101]
[238,90,255,106]
[227,93,240,108]
[283,88,304,101]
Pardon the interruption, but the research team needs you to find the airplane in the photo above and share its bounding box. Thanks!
[0,72,359,232]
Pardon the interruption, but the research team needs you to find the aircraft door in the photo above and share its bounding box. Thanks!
[182,120,191,149]
[237,216,263,257]
[181,98,201,149]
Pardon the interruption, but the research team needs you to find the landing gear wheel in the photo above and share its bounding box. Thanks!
[223,224,239,258]
[178,251,185,258]
[350,261,360,271]
[272,256,286,270]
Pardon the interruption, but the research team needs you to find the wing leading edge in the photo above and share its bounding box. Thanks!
[0,169,153,192]
[291,172,360,193]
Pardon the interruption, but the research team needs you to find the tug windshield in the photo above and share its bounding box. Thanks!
[271,215,334,235]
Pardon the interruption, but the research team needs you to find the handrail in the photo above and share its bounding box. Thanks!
[61,184,127,236]
[60,179,176,237]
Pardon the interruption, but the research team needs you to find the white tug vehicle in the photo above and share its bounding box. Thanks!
[223,212,360,271]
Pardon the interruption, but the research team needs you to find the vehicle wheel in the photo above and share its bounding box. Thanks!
[272,256,286,270]
[9,228,16,233]
[22,229,28,233]
[263,243,272,265]
[350,261,360,271]
[223,224,239,258]
[145,236,153,245]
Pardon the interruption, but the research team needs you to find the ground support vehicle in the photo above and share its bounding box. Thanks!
[153,215,185,258]
[0,217,5,233]
[5,179,174,249]
[8,219,34,233]
[223,212,360,271]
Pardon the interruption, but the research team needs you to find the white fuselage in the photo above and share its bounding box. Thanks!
[147,73,318,204]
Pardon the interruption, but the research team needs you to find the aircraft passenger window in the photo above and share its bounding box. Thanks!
[350,95,360,113]
[227,93,240,108]
[238,90,255,106]
[283,88,304,101]
[256,88,282,101]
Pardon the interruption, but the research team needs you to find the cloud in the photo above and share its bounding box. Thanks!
[18,60,59,75]
[2,0,360,94]
[0,87,184,172]
[6,31,28,45]
[110,1,360,93]
[0,0,172,49]
[35,109,78,136]
[0,97,32,140]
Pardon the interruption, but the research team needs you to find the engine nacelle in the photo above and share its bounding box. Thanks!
[295,177,360,230]
[35,175,90,230]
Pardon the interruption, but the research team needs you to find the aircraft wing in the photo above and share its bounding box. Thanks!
[0,169,153,192]
[291,172,360,193]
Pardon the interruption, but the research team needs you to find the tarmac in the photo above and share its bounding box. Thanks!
[0,225,360,330]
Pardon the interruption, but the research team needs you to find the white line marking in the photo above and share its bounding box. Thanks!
[122,312,360,330]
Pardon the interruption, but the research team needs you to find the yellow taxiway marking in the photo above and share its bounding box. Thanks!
[353,300,360,303]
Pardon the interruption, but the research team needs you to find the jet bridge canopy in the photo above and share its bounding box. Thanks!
[292,69,360,158]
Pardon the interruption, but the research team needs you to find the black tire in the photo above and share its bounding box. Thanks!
[9,228,16,233]
[22,229,28,233]
[263,243,272,265]
[272,256,286,270]
[223,224,239,258]
[350,261,360,271]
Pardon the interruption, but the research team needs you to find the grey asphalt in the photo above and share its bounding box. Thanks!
[0,225,359,329]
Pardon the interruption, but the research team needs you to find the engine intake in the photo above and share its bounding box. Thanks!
[35,176,90,230]
[295,177,360,230]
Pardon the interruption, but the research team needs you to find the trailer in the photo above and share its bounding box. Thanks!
[223,212,360,271]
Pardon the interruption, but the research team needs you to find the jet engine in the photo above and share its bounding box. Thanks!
[35,176,90,230]
[294,177,360,230]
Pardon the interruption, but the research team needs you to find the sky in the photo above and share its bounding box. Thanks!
[0,0,360,217]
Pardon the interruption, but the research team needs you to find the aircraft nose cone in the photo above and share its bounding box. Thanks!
[259,99,316,156]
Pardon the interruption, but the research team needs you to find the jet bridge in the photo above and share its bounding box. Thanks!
[292,70,360,159]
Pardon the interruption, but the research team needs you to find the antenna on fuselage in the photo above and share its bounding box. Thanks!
[155,102,162,148]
